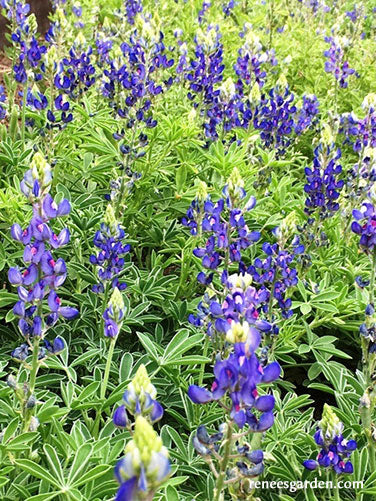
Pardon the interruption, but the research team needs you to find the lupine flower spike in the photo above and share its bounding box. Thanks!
[7,152,77,431]
[113,364,164,428]
[303,404,357,474]
[114,416,170,500]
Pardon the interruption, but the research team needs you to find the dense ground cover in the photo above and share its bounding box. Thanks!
[0,0,376,500]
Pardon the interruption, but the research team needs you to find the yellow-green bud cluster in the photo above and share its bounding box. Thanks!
[196,180,208,202]
[104,205,120,236]
[129,364,157,401]
[226,321,250,344]
[109,287,125,320]
[125,416,169,480]
[320,404,343,441]
[227,167,244,200]
[320,123,335,147]
[31,153,52,191]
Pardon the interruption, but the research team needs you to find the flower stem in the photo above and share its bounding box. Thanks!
[20,82,28,147]
[213,420,233,501]
[23,336,41,432]
[198,336,209,387]
[93,337,117,438]
[100,337,116,400]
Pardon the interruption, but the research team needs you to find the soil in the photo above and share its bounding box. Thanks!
[0,0,51,48]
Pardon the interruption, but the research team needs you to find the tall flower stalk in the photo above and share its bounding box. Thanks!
[113,365,169,500]
[351,202,376,469]
[7,152,78,432]
[93,286,125,437]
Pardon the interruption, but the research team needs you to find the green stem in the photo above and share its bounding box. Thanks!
[20,82,28,147]
[100,337,116,400]
[22,337,41,432]
[198,336,209,387]
[333,475,340,501]
[92,337,117,438]
[213,420,233,501]
[359,250,376,472]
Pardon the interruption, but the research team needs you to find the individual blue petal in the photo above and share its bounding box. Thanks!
[113,405,128,428]
[59,306,79,319]
[261,361,281,382]
[256,411,274,431]
[254,395,275,412]
[150,400,164,423]
[115,477,138,501]
[247,449,263,464]
[188,385,213,404]
[52,337,65,353]
[343,461,353,474]
[303,459,319,470]
[8,267,23,285]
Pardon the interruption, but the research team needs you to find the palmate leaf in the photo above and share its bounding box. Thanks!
[14,460,61,489]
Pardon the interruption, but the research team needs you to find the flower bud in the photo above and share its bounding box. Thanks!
[7,375,18,389]
[196,180,208,202]
[249,82,261,105]
[320,404,343,441]
[29,416,40,431]
[321,123,335,147]
[28,13,38,34]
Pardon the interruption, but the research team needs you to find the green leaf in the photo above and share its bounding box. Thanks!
[67,443,93,485]
[72,465,111,487]
[43,444,64,484]
[14,460,62,488]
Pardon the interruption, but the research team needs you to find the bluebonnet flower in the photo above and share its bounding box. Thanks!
[101,18,173,207]
[103,287,125,337]
[351,202,376,252]
[185,28,253,141]
[113,364,164,429]
[223,0,235,17]
[8,153,77,361]
[304,128,344,218]
[303,404,357,474]
[253,80,298,156]
[25,86,48,110]
[185,27,226,136]
[125,0,143,25]
[188,272,272,340]
[339,96,376,210]
[54,45,96,99]
[294,95,320,134]
[324,37,356,89]
[340,94,376,152]
[0,0,30,31]
[102,20,173,122]
[114,416,170,500]
[13,34,47,83]
[90,205,130,293]
[235,26,277,93]
[345,5,365,24]
[46,94,73,129]
[188,339,281,429]
[0,85,6,119]
[183,170,260,283]
[246,237,304,320]
[198,1,211,24]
